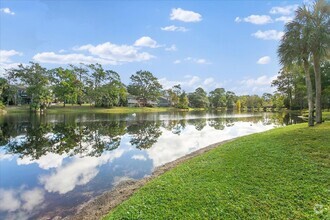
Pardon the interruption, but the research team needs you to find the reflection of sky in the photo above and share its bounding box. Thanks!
[0,113,279,219]
[147,121,275,167]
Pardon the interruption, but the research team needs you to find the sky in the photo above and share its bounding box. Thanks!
[0,0,311,95]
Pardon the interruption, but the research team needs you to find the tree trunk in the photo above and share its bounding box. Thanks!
[313,54,322,123]
[303,60,314,126]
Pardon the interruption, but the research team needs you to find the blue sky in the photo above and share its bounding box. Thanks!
[0,0,308,95]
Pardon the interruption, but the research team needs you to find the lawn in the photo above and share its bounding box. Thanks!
[105,122,330,219]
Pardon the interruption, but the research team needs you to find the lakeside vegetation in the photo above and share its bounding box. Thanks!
[105,122,330,219]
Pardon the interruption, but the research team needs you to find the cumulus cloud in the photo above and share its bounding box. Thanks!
[165,44,177,51]
[39,149,125,194]
[0,188,44,213]
[203,77,215,86]
[17,152,65,170]
[0,50,24,75]
[257,56,271,64]
[34,40,155,65]
[275,16,293,23]
[0,50,23,63]
[77,41,155,62]
[173,59,181,64]
[134,36,161,48]
[161,25,188,32]
[270,5,299,15]
[170,8,202,22]
[33,52,118,65]
[0,7,15,15]
[235,15,273,25]
[252,30,284,40]
[235,74,277,95]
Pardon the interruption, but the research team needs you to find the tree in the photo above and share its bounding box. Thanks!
[50,67,82,107]
[209,88,226,108]
[7,62,51,111]
[278,18,314,126]
[70,64,88,105]
[177,91,189,109]
[188,87,209,108]
[225,91,236,109]
[127,70,163,107]
[297,0,330,123]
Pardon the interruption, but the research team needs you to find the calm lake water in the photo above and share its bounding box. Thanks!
[0,111,302,219]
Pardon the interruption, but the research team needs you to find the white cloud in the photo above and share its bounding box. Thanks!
[34,40,155,65]
[257,56,271,64]
[275,16,293,23]
[33,52,118,65]
[17,152,65,170]
[173,59,181,64]
[159,75,201,90]
[165,44,177,51]
[270,5,299,15]
[252,30,284,40]
[196,58,211,64]
[233,75,276,95]
[0,189,20,212]
[39,149,125,194]
[170,8,202,22]
[240,75,276,87]
[235,17,242,22]
[131,154,147,161]
[236,15,273,25]
[0,50,24,76]
[0,188,44,214]
[161,25,188,32]
[203,77,215,86]
[134,36,160,48]
[20,188,44,211]
[183,57,211,64]
[0,50,23,63]
[77,42,155,62]
[0,8,15,15]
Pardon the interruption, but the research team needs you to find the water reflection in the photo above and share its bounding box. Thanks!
[0,112,302,219]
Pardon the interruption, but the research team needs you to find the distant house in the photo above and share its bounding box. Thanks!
[158,96,171,107]
[127,94,171,107]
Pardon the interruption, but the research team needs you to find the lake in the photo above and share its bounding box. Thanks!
[0,111,302,219]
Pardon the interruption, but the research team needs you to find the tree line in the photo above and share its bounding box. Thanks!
[0,61,296,112]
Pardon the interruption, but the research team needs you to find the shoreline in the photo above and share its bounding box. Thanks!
[60,139,236,220]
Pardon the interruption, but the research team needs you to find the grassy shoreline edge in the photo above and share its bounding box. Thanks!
[71,122,329,219]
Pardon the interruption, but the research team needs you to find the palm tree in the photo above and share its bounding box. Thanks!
[297,0,330,123]
[278,20,314,126]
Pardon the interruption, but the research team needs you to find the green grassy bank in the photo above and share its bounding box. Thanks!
[105,122,330,219]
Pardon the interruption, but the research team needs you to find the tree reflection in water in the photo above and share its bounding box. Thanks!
[127,121,162,149]
[0,112,303,159]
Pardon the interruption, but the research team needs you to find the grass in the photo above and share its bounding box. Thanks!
[4,104,192,114]
[105,122,330,220]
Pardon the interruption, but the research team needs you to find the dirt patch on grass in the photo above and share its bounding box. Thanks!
[59,139,235,220]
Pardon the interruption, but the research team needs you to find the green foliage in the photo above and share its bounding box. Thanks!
[209,88,226,108]
[127,70,163,106]
[188,87,209,108]
[7,62,51,110]
[50,67,82,106]
[225,91,236,109]
[106,122,330,219]
[177,91,189,109]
